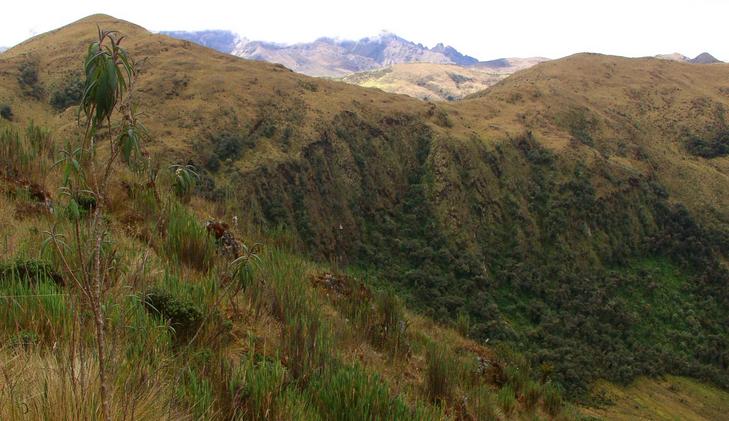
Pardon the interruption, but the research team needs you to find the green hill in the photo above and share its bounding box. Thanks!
[1,14,729,420]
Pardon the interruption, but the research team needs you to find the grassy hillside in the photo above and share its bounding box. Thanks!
[581,376,729,420]
[1,14,729,419]
[340,63,507,101]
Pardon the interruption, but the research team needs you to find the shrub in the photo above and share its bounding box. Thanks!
[49,74,84,111]
[170,164,199,202]
[164,203,216,271]
[143,287,203,338]
[0,104,12,120]
[210,130,255,163]
[685,131,729,158]
[0,259,63,286]
[17,60,43,99]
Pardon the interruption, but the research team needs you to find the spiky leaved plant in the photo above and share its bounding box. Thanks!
[45,28,145,421]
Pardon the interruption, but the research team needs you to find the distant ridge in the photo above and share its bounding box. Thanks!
[160,30,245,54]
[690,52,722,64]
[161,29,543,78]
[655,51,723,64]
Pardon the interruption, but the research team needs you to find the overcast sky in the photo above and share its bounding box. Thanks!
[2,0,728,61]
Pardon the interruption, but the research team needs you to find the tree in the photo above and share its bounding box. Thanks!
[45,28,145,421]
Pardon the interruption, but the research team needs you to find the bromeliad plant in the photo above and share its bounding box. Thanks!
[45,28,146,421]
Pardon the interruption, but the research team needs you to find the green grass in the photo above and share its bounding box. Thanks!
[164,202,216,271]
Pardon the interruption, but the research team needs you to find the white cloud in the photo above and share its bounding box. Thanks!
[1,0,727,61]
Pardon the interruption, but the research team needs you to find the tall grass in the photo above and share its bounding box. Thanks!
[0,346,177,420]
[543,382,564,416]
[0,122,53,182]
[310,364,440,421]
[496,384,517,415]
[164,202,216,271]
[425,342,456,403]
[0,258,72,345]
[282,313,332,383]
[464,385,500,421]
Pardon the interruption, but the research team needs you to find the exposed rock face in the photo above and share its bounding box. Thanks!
[655,52,723,64]
[161,29,543,78]
[160,30,246,54]
[690,52,722,64]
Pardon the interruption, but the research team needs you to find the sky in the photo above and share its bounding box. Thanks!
[1,0,728,61]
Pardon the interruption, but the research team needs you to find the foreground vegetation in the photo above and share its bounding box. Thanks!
[0,29,573,420]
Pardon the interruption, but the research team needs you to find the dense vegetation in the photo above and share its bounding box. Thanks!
[0,28,573,420]
[49,74,84,111]
[218,105,729,399]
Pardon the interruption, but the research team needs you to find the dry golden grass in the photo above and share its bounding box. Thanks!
[2,15,728,229]
[0,346,181,421]
[341,62,508,101]
[581,376,729,421]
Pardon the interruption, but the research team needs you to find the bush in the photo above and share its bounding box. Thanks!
[0,259,63,286]
[211,131,254,164]
[143,287,203,338]
[17,60,43,99]
[0,104,12,120]
[49,75,84,111]
[170,164,199,203]
[685,131,729,158]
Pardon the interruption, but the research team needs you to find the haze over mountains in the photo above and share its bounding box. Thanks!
[160,29,499,77]
[160,29,551,99]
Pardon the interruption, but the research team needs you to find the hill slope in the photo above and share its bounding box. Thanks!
[340,62,508,101]
[2,14,729,417]
[340,58,550,101]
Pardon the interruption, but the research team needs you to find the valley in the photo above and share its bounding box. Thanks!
[1,13,728,420]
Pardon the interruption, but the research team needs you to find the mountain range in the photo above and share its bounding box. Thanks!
[160,29,491,77]
[161,30,723,101]
[655,51,722,64]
